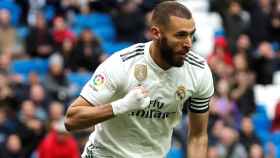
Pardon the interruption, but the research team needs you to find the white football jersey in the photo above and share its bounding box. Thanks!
[80,41,214,158]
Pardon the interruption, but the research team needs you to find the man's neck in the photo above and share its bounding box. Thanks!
[149,41,171,70]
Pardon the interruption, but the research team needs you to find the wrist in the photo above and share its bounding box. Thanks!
[111,98,126,115]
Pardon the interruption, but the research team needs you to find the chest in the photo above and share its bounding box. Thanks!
[124,64,195,112]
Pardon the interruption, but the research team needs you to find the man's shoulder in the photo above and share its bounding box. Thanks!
[184,51,208,70]
[116,42,146,62]
[102,42,147,69]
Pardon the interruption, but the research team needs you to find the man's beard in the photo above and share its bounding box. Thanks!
[159,36,184,67]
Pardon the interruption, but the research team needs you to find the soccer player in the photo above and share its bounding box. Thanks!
[64,1,214,158]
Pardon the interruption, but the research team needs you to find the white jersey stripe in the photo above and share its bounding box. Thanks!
[190,105,209,110]
[190,102,209,108]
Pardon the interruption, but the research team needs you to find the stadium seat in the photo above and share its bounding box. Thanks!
[0,1,21,26]
[252,114,271,131]
[214,28,225,38]
[256,130,271,145]
[167,146,183,158]
[72,14,88,28]
[276,144,280,158]
[16,26,29,39]
[255,105,269,116]
[67,72,91,96]
[92,26,116,41]
[72,12,116,42]
[72,12,113,29]
[271,132,280,145]
[88,12,113,28]
[10,58,49,81]
[102,42,131,55]
[43,5,55,22]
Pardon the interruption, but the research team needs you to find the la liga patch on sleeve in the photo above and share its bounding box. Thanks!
[90,73,106,91]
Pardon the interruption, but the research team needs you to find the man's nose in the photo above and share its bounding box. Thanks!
[183,36,192,48]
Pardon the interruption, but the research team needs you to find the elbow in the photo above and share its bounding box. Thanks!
[64,116,75,132]
[64,111,80,132]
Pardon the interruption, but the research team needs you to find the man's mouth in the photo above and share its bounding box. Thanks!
[178,50,189,57]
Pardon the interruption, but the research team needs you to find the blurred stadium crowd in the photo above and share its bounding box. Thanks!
[0,0,279,158]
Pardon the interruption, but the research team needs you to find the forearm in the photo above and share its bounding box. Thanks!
[187,133,208,158]
[65,101,114,131]
[65,86,150,131]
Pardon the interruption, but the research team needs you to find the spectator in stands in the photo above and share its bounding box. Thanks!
[47,101,65,130]
[0,107,14,144]
[0,74,16,111]
[52,16,75,50]
[59,38,76,71]
[73,28,106,72]
[0,52,23,93]
[27,0,46,26]
[19,100,46,123]
[0,52,11,75]
[271,100,280,132]
[28,72,41,86]
[239,116,261,152]
[231,71,256,116]
[29,84,50,114]
[37,119,80,158]
[207,145,220,158]
[234,52,250,72]
[43,54,71,102]
[52,0,80,20]
[208,37,234,81]
[0,134,24,158]
[16,100,46,158]
[0,65,11,95]
[11,72,41,107]
[233,35,254,73]
[143,9,154,41]
[216,126,248,158]
[269,0,280,43]
[112,0,146,42]
[248,143,265,158]
[208,118,225,146]
[26,12,54,58]
[211,79,240,127]
[248,0,272,47]
[0,9,22,55]
[209,37,234,68]
[253,41,276,85]
[235,34,252,54]
[248,143,275,158]
[223,0,250,53]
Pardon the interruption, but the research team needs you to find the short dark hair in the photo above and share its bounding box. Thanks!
[151,1,192,28]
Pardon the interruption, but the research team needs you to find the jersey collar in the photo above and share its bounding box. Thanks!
[144,41,169,73]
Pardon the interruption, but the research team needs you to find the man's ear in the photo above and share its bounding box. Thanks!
[150,26,161,40]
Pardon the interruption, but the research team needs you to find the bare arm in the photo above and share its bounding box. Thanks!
[187,111,209,158]
[64,96,114,131]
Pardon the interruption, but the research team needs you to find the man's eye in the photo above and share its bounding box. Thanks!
[176,33,187,38]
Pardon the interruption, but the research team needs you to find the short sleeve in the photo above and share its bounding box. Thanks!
[80,56,121,106]
[188,65,214,113]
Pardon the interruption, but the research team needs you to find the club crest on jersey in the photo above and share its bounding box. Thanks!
[90,73,106,91]
[175,85,186,101]
[134,64,147,82]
